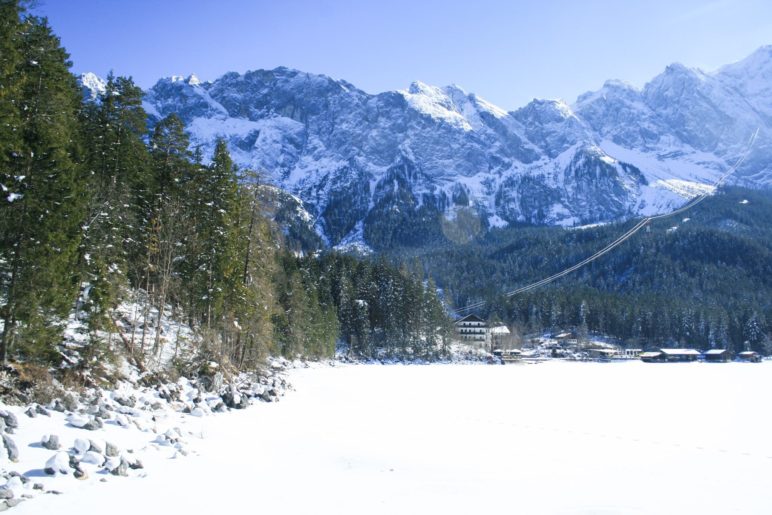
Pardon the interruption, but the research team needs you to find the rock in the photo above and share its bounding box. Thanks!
[105,442,119,458]
[44,452,70,475]
[0,487,12,500]
[66,413,90,428]
[97,406,111,419]
[113,394,136,408]
[81,451,104,466]
[5,499,21,508]
[35,404,51,417]
[114,414,129,427]
[41,434,60,450]
[88,439,104,454]
[23,407,36,418]
[62,393,79,412]
[189,407,205,417]
[125,456,143,470]
[82,417,103,431]
[0,501,7,512]
[1,435,18,462]
[50,399,66,413]
[109,457,128,477]
[0,411,17,430]
[73,438,90,454]
[32,484,43,491]
[68,455,87,480]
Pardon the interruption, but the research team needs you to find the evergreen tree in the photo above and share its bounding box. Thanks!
[0,11,87,362]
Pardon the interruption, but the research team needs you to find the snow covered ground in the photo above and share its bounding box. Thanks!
[13,361,772,514]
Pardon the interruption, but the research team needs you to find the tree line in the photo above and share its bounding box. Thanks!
[394,187,772,353]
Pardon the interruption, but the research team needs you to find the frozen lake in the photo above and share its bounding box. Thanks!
[20,361,772,514]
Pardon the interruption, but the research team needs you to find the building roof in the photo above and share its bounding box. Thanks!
[456,314,485,324]
[489,326,510,334]
[705,349,730,355]
[640,352,663,358]
[659,348,701,355]
[739,351,759,356]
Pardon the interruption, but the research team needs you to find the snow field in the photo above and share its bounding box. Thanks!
[14,361,772,514]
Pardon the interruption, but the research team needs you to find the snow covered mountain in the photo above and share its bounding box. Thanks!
[81,47,772,249]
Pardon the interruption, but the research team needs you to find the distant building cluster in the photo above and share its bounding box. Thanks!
[454,315,764,364]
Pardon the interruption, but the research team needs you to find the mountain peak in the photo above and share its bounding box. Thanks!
[78,72,106,100]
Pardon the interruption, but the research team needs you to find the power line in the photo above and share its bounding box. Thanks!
[453,128,760,317]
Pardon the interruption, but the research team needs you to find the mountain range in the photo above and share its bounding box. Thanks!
[81,46,772,250]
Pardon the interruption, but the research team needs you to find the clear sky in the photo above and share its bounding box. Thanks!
[34,0,772,110]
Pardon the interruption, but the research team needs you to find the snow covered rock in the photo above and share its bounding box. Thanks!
[66,414,90,428]
[73,438,90,454]
[0,411,18,431]
[44,452,71,475]
[81,451,105,466]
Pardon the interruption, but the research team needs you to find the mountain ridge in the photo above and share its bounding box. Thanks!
[80,47,772,250]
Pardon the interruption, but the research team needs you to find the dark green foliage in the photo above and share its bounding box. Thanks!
[282,253,451,360]
[395,187,772,352]
[0,8,87,362]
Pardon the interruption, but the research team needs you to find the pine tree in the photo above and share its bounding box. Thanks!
[79,74,149,331]
[0,11,87,362]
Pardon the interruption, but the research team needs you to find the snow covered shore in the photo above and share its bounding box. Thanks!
[6,360,772,514]
[0,360,291,511]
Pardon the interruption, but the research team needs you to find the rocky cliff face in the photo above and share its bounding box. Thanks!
[82,47,772,250]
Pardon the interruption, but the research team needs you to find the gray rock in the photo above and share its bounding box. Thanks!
[23,407,36,418]
[5,499,21,508]
[62,393,79,412]
[0,487,12,500]
[114,395,136,408]
[2,435,18,462]
[110,457,128,477]
[41,434,60,450]
[0,411,18,430]
[0,501,7,511]
[82,417,103,431]
[32,483,43,491]
[105,441,119,458]
[35,404,51,417]
[88,439,104,454]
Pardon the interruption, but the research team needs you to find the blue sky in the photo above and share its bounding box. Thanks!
[36,0,772,110]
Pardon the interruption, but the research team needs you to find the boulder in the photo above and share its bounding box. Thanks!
[105,442,119,458]
[82,417,103,431]
[44,452,70,475]
[88,439,104,454]
[73,438,90,454]
[0,411,17,430]
[1,435,18,463]
[66,413,90,428]
[0,488,12,500]
[41,434,60,451]
[80,451,104,466]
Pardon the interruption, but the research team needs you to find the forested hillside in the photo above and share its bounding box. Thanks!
[396,187,772,352]
[0,4,447,374]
